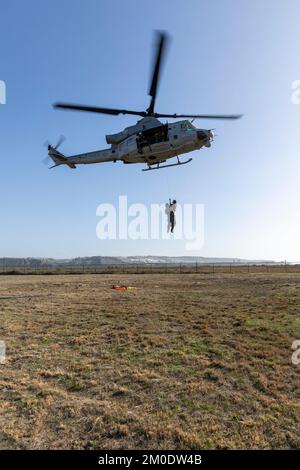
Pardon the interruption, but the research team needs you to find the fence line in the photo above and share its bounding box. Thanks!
[0,263,299,275]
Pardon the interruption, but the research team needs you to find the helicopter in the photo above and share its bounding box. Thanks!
[47,32,242,171]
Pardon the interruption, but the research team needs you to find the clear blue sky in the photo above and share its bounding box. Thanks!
[1,0,300,261]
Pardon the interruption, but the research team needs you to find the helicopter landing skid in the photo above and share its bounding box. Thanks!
[142,157,192,171]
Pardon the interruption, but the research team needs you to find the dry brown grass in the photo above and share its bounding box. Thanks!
[0,273,299,449]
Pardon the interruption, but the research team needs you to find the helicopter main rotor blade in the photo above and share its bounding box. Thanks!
[153,113,243,120]
[53,103,147,117]
[147,31,169,115]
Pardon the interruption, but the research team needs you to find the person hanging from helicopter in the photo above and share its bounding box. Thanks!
[165,202,171,233]
[166,198,177,233]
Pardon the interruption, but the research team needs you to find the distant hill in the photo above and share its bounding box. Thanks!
[0,256,280,267]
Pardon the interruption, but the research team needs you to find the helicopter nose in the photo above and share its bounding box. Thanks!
[197,129,214,148]
[197,130,208,141]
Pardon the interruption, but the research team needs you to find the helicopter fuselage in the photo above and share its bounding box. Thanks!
[119,119,213,164]
[50,118,214,169]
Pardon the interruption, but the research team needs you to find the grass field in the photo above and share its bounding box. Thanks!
[0,273,299,449]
